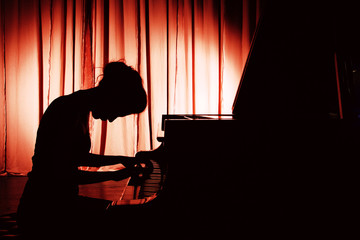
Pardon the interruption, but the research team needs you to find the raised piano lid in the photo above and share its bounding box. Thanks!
[232,1,340,120]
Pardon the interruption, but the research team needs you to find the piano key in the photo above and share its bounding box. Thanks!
[112,159,163,203]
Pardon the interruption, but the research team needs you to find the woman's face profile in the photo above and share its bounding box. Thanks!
[91,88,132,122]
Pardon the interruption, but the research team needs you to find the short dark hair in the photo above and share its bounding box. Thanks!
[98,61,147,113]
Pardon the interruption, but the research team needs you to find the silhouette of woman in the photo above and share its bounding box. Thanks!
[17,61,148,237]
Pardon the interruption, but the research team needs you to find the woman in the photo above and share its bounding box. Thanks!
[17,61,149,237]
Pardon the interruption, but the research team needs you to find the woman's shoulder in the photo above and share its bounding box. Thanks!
[48,92,83,112]
[41,92,83,124]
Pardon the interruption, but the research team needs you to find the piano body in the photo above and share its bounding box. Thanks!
[106,1,359,237]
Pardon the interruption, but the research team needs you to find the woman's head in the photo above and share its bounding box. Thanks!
[91,61,147,122]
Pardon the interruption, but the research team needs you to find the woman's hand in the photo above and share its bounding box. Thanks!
[124,152,153,184]
[134,154,153,176]
[135,144,165,166]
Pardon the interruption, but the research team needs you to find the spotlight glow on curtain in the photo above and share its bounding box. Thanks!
[0,0,262,175]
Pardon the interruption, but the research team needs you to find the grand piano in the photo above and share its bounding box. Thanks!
[106,1,359,238]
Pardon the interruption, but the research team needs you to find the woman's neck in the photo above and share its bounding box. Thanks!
[73,88,99,113]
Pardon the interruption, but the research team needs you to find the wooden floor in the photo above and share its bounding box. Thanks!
[0,176,128,216]
[0,177,27,216]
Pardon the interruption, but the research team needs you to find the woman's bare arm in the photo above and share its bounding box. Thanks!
[77,167,136,184]
[77,153,135,168]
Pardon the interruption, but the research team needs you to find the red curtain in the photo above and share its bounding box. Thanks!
[0,0,262,175]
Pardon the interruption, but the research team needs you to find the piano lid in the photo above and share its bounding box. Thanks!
[232,1,348,120]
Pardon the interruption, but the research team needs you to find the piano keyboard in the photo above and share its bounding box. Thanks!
[138,160,162,199]
[111,159,163,206]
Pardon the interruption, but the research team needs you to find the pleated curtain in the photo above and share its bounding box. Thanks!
[0,0,262,174]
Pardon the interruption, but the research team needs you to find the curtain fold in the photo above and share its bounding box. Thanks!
[0,0,5,173]
[0,0,262,175]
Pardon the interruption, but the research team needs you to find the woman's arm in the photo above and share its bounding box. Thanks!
[77,154,154,185]
[77,153,135,167]
[77,167,136,184]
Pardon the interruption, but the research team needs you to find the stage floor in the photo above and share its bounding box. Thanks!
[0,176,128,216]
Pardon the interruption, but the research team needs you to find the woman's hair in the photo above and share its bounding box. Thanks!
[98,61,147,114]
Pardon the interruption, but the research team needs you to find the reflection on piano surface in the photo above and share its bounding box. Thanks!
[104,1,359,237]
